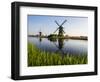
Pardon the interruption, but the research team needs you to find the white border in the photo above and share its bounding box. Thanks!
[20,6,95,76]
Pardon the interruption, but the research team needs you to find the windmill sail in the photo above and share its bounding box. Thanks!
[61,20,67,26]
[53,20,67,36]
[54,27,59,33]
[55,20,60,26]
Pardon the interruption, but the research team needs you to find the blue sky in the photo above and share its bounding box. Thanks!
[28,15,88,36]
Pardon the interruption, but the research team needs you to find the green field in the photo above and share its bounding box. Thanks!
[28,43,88,66]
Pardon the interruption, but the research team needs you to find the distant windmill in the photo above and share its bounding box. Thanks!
[39,28,42,37]
[54,20,67,37]
[39,31,42,37]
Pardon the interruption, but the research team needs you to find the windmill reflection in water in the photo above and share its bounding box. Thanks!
[40,20,67,56]
[52,20,67,56]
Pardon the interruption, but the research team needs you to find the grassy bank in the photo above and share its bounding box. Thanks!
[28,43,88,66]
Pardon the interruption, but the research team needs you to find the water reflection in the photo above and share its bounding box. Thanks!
[58,38,64,49]
[40,37,65,55]
[39,37,42,42]
[28,37,87,55]
[47,38,64,50]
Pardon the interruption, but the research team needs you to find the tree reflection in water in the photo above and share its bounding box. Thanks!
[47,38,65,56]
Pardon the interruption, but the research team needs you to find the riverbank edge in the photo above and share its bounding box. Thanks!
[28,43,88,66]
[28,35,88,40]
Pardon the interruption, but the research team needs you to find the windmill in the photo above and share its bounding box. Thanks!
[38,28,42,37]
[54,20,67,37]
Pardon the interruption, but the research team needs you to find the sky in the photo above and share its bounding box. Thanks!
[28,15,88,36]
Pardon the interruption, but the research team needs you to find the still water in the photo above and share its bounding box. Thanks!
[28,37,88,55]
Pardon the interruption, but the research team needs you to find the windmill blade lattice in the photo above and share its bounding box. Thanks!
[54,27,59,33]
[61,20,67,26]
[55,20,60,26]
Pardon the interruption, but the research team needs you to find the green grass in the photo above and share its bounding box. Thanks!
[28,43,88,66]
